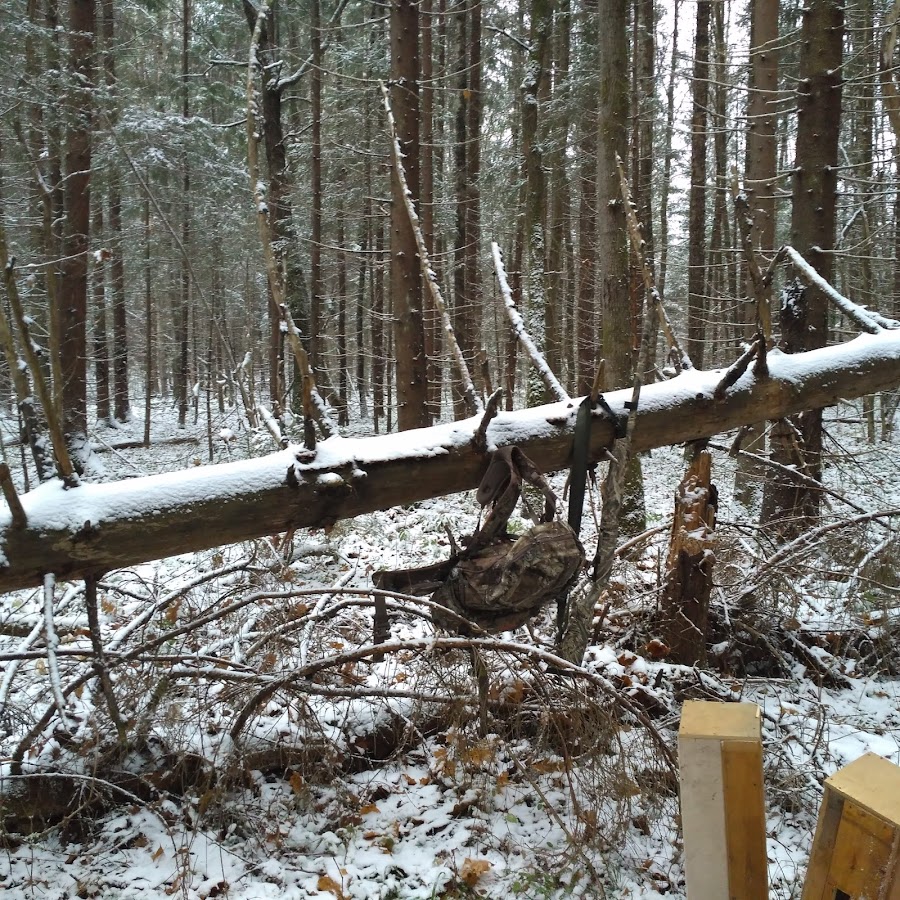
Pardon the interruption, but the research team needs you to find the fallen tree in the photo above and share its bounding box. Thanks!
[1,329,899,593]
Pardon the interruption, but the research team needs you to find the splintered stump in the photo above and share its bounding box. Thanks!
[678,700,768,900]
[660,449,716,665]
[803,752,900,900]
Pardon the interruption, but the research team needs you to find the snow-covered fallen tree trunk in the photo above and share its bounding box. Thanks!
[1,330,900,593]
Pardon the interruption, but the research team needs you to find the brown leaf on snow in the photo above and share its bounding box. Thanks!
[289,772,305,794]
[317,874,345,898]
[460,857,491,886]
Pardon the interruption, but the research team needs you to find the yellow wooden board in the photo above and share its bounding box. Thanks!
[827,753,900,827]
[680,700,761,742]
[803,754,900,900]
[824,799,895,897]
[802,790,845,900]
[722,740,768,899]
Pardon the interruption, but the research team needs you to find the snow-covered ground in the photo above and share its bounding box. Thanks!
[1,396,899,898]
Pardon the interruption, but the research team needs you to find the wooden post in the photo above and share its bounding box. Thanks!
[678,700,768,899]
[803,752,900,900]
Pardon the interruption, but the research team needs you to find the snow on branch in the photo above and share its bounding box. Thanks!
[491,242,569,403]
[783,244,899,335]
[379,81,482,415]
[3,329,900,593]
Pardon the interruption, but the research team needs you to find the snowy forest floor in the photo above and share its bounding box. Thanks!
[1,396,899,899]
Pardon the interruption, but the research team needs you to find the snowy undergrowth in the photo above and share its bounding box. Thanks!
[1,399,899,898]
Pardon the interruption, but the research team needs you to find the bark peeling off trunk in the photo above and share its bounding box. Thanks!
[1,332,899,593]
[660,449,716,666]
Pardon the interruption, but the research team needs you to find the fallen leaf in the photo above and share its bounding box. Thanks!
[462,741,495,766]
[460,858,491,886]
[317,874,344,898]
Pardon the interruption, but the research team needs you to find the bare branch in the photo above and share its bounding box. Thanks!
[491,242,569,402]
[380,80,482,415]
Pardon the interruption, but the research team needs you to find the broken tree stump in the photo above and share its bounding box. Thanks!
[660,448,717,666]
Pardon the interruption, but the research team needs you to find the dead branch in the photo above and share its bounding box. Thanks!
[0,463,25,528]
[731,175,775,342]
[617,156,691,371]
[247,8,334,446]
[783,244,896,335]
[379,82,482,415]
[491,242,569,402]
[714,336,762,399]
[1,248,75,483]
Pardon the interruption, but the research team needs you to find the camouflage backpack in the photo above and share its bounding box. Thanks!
[374,447,584,633]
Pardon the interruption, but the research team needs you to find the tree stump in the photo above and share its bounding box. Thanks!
[660,449,717,665]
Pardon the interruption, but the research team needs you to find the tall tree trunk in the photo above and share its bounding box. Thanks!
[373,221,386,432]
[176,0,190,429]
[310,0,323,384]
[706,0,728,367]
[686,0,710,369]
[337,174,349,426]
[241,2,311,409]
[465,0,483,393]
[597,0,630,390]
[745,0,780,267]
[355,226,368,420]
[143,194,152,447]
[545,0,570,384]
[522,0,553,405]
[657,0,680,299]
[101,0,129,423]
[575,0,598,395]
[59,0,96,467]
[736,0,780,507]
[420,0,440,421]
[92,203,111,426]
[598,0,645,536]
[452,0,472,419]
[761,0,844,536]
[390,0,428,429]
[853,0,876,443]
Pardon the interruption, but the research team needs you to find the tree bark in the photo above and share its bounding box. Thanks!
[546,0,570,385]
[735,0,780,507]
[761,0,843,536]
[686,0,710,370]
[390,0,428,430]
[310,0,323,382]
[657,0,680,300]
[2,331,899,592]
[574,0,598,395]
[176,0,191,430]
[660,449,715,666]
[59,0,96,467]
[101,0,129,423]
[521,0,553,405]
[92,204,111,425]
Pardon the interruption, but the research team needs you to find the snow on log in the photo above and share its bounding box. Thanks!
[1,330,900,593]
